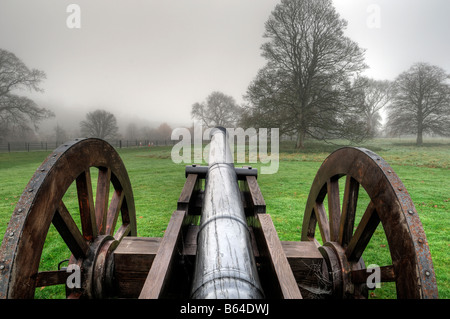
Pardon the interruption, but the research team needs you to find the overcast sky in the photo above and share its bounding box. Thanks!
[1,0,449,133]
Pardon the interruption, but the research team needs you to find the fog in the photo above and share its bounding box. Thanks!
[0,0,449,139]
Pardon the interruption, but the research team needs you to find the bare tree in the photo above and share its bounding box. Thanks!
[245,0,366,148]
[0,48,53,140]
[155,122,172,141]
[354,77,393,137]
[125,122,139,141]
[80,109,119,140]
[54,124,68,143]
[386,62,450,145]
[191,91,241,127]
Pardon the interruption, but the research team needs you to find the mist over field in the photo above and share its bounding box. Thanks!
[0,0,449,145]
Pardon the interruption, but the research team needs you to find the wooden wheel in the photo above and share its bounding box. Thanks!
[0,138,136,298]
[301,147,438,299]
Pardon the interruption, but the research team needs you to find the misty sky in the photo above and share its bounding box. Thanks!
[1,0,449,134]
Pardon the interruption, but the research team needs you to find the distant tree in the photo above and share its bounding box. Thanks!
[54,124,68,142]
[354,77,393,137]
[244,0,367,148]
[125,122,139,141]
[140,125,156,141]
[191,91,241,127]
[0,48,53,140]
[155,122,172,141]
[386,62,450,145]
[80,109,119,140]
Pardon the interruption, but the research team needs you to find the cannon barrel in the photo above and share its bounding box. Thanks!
[190,127,265,299]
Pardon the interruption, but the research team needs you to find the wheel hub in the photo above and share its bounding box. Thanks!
[67,235,119,298]
[319,242,367,299]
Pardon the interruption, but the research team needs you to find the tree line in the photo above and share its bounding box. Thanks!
[57,110,174,143]
[1,0,450,148]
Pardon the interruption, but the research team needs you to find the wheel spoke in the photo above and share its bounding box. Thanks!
[34,270,69,287]
[95,167,111,235]
[314,202,330,243]
[338,175,359,247]
[327,177,341,242]
[52,201,89,259]
[346,201,380,261]
[114,223,131,241]
[76,169,97,241]
[105,189,124,236]
[351,265,396,285]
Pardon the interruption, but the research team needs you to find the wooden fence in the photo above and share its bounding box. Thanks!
[0,140,177,153]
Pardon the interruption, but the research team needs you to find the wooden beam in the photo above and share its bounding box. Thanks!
[255,214,303,299]
[177,174,201,214]
[242,175,266,215]
[138,210,185,299]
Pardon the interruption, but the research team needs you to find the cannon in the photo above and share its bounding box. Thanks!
[0,127,439,299]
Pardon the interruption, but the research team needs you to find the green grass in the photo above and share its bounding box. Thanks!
[0,138,448,299]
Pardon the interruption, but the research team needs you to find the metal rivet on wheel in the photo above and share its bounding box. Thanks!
[0,265,5,270]
[408,210,414,215]
[425,271,431,277]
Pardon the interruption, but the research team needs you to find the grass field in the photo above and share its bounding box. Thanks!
[0,138,448,299]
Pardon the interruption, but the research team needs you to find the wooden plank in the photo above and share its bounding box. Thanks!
[138,210,185,299]
[115,236,322,261]
[177,174,201,214]
[281,241,323,259]
[255,214,302,299]
[243,175,266,215]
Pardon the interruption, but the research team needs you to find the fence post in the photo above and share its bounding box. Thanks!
[8,142,10,153]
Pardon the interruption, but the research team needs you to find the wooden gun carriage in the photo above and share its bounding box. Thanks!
[0,127,439,299]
